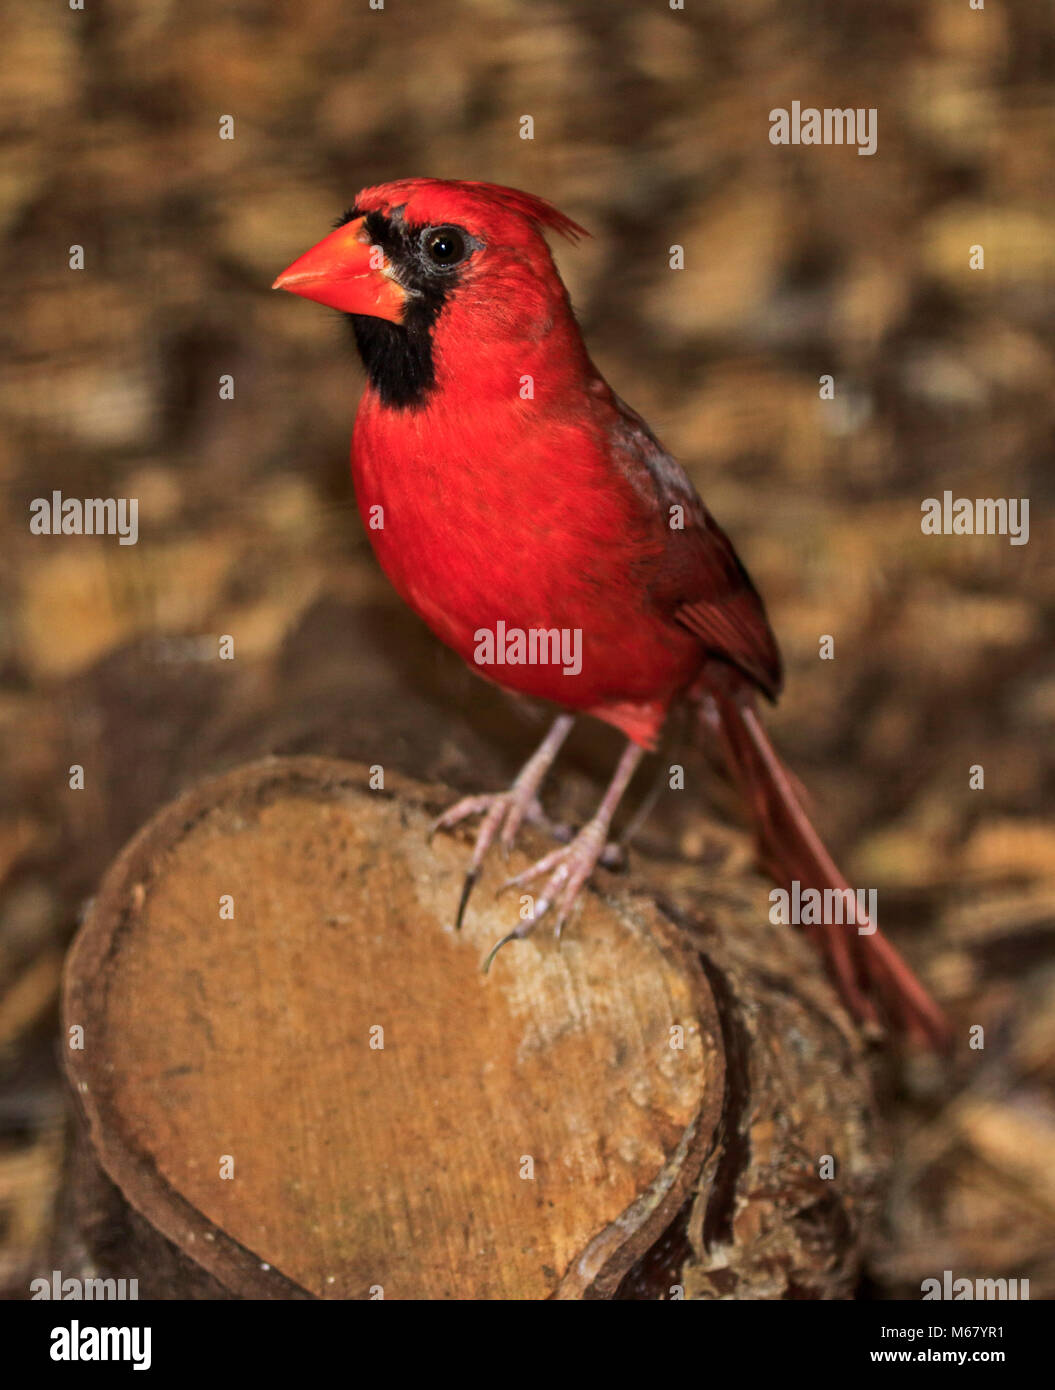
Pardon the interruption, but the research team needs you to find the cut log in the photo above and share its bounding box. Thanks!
[62,755,885,1299]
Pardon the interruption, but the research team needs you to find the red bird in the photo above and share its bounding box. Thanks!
[274,177,948,1047]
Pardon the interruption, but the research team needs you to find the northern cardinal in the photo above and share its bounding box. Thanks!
[274,178,948,1047]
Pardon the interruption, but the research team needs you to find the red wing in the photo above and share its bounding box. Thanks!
[671,516,783,700]
[604,389,783,701]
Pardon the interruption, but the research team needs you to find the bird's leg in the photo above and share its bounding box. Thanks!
[486,739,646,969]
[599,704,685,868]
[599,732,675,868]
[431,714,575,927]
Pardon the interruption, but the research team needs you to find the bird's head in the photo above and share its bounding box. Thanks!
[273,178,589,408]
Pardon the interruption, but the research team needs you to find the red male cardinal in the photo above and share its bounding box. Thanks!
[275,178,948,1047]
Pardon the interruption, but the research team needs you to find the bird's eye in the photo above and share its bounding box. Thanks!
[423,226,468,268]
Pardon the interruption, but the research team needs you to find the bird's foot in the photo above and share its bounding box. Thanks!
[431,788,571,862]
[484,815,613,970]
[430,716,581,928]
[432,788,625,929]
[429,785,572,929]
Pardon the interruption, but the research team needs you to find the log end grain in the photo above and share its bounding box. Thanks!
[63,758,724,1299]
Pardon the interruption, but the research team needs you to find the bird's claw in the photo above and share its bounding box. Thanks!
[487,818,610,961]
[482,929,523,973]
[431,788,572,928]
[454,870,478,931]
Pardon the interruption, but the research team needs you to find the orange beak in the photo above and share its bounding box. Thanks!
[272,217,406,321]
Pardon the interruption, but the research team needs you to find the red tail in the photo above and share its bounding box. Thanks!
[699,672,950,1050]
